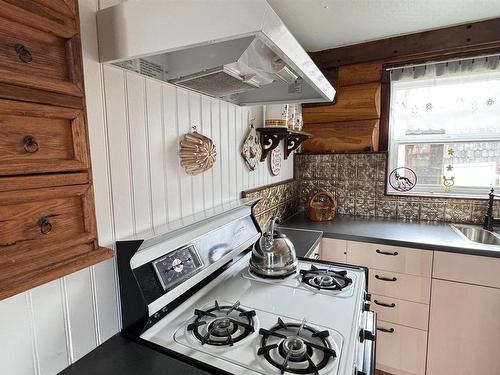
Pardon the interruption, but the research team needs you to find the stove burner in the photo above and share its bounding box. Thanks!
[258,318,336,375]
[187,300,255,346]
[300,265,352,291]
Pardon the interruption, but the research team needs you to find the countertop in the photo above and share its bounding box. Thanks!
[280,212,500,258]
[277,227,322,258]
[59,334,213,375]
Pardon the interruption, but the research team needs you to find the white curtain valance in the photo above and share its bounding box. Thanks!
[389,54,500,139]
[390,54,500,81]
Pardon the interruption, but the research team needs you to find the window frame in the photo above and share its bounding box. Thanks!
[385,63,500,199]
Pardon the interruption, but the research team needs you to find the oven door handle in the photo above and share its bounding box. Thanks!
[357,311,376,375]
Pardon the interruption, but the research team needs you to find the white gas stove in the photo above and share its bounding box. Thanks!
[116,199,375,375]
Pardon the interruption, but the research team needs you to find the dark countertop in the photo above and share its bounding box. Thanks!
[59,334,213,375]
[281,212,500,258]
[278,227,322,258]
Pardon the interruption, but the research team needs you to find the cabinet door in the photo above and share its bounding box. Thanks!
[0,1,84,102]
[320,238,347,263]
[0,100,89,176]
[427,279,500,375]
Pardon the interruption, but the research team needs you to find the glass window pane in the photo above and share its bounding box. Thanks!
[398,141,500,189]
[391,72,500,139]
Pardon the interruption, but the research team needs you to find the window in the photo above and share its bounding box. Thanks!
[387,55,500,198]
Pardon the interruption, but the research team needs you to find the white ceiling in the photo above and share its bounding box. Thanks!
[267,0,500,52]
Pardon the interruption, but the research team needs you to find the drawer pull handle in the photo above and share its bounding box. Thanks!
[377,327,395,334]
[23,135,39,153]
[374,299,396,308]
[38,217,53,234]
[375,275,397,282]
[15,44,32,63]
[376,249,398,256]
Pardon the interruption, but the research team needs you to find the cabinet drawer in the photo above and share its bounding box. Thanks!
[371,294,429,331]
[0,2,82,99]
[433,251,500,288]
[347,241,433,277]
[376,320,427,375]
[0,100,88,175]
[369,270,431,304]
[320,238,347,263]
[0,183,97,265]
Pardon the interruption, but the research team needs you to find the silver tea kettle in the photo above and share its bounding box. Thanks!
[249,216,298,278]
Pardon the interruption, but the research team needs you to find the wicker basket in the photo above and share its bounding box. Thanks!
[306,192,337,222]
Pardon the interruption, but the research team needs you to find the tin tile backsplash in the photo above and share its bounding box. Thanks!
[242,179,300,229]
[294,152,493,224]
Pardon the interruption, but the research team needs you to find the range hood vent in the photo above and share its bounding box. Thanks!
[97,0,335,106]
[172,66,260,98]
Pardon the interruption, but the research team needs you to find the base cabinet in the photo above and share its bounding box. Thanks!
[377,320,427,375]
[426,279,500,375]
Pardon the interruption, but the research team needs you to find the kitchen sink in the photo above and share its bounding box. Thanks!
[451,224,500,246]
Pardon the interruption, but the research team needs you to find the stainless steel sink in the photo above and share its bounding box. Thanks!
[451,224,500,246]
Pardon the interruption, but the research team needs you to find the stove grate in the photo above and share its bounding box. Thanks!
[257,318,336,375]
[187,300,255,346]
[300,265,352,291]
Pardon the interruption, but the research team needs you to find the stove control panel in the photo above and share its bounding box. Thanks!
[152,245,203,291]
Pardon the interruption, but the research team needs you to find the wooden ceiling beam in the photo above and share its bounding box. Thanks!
[310,18,500,69]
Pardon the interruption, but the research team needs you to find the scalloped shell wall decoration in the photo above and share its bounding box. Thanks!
[179,131,217,175]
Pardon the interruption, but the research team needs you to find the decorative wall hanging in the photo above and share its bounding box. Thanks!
[241,119,262,171]
[179,127,216,175]
[442,176,455,191]
[269,146,282,176]
[389,167,417,192]
[442,147,455,191]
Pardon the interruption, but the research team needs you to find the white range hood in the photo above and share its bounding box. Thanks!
[96,0,335,106]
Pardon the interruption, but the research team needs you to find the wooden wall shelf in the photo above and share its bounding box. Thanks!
[256,127,311,161]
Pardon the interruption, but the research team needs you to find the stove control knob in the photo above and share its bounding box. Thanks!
[363,302,371,312]
[359,329,375,342]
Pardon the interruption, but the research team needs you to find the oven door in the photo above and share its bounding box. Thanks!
[357,310,376,375]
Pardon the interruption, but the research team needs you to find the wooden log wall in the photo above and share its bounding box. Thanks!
[301,62,382,153]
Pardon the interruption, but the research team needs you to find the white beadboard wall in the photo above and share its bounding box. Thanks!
[0,0,293,374]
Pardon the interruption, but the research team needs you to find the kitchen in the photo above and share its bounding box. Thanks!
[1,1,500,375]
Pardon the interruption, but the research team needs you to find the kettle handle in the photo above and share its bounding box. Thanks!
[266,216,281,236]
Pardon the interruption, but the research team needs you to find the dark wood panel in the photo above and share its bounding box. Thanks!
[378,69,391,151]
[310,18,500,69]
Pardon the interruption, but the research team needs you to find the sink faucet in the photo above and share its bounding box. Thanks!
[483,188,500,231]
